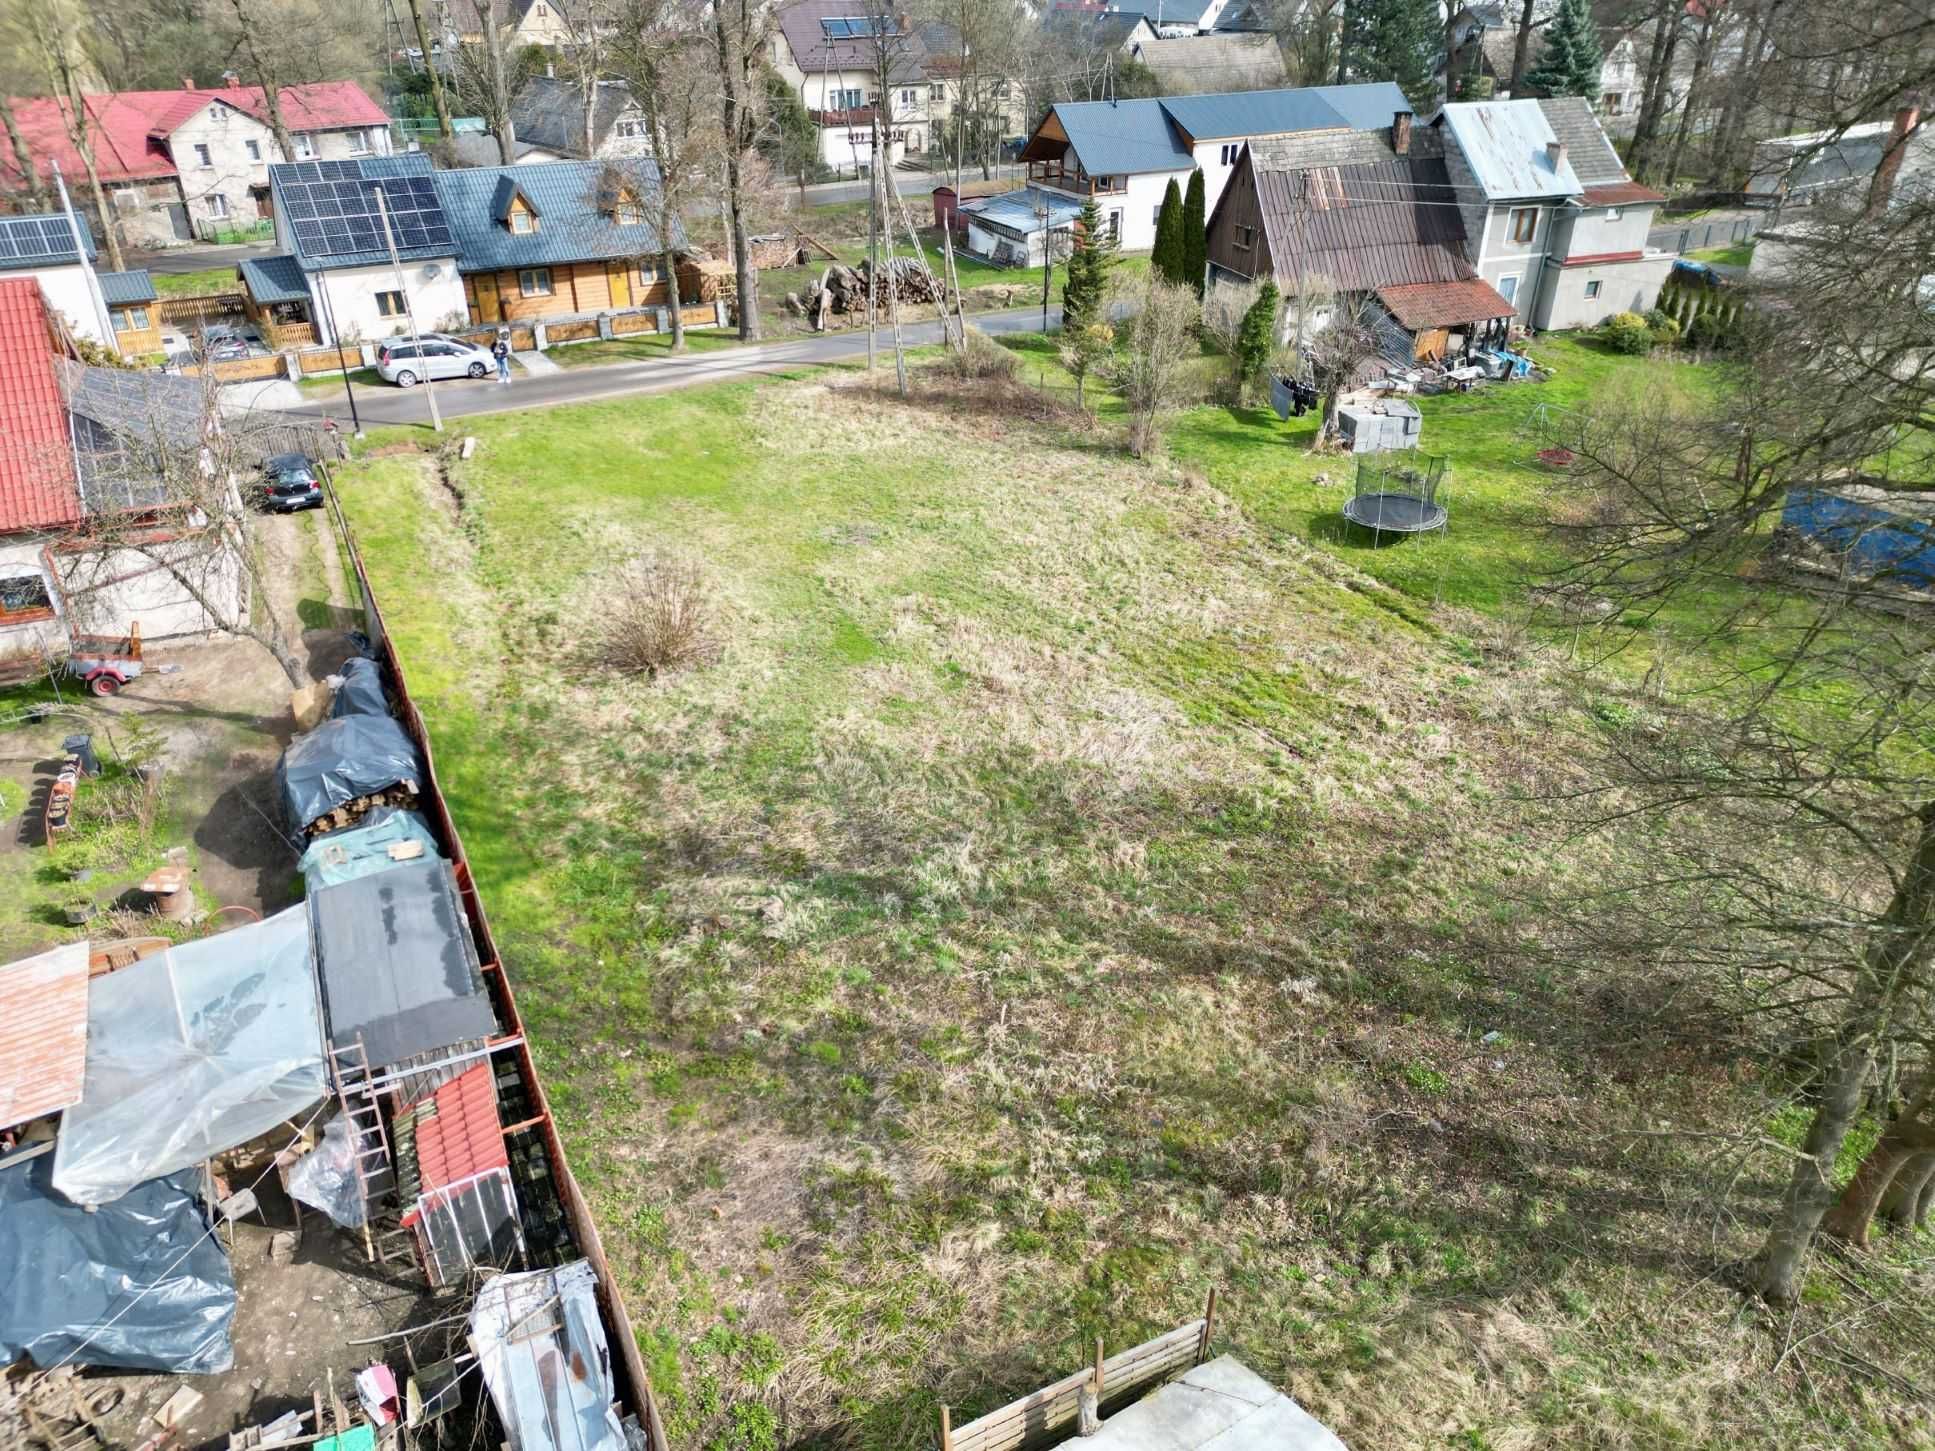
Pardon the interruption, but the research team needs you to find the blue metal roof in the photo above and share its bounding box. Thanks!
[1048,84,1414,177]
[0,211,96,272]
[239,254,312,305]
[432,160,686,273]
[1437,100,1584,200]
[96,269,157,305]
[961,187,1087,235]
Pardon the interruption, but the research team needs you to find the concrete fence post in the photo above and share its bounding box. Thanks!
[714,299,729,328]
[654,305,670,332]
[533,321,549,351]
[598,313,614,340]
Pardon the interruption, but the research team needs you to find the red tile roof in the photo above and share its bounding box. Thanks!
[0,941,90,1131]
[408,1063,508,1191]
[1376,278,1519,328]
[0,83,389,190]
[1581,180,1668,207]
[0,279,82,533]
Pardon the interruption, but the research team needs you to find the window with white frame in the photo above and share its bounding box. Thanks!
[1153,204,1163,226]
[294,133,316,159]
[1584,279,1602,299]
[376,290,406,316]
[899,88,916,107]
[616,119,644,138]
[194,143,211,166]
[929,83,945,100]
[1498,273,1520,303]
[519,267,553,297]
[829,87,862,110]
[1605,206,1621,221]
[347,130,370,154]
[113,306,150,332]
[1220,143,1239,165]
[208,192,229,218]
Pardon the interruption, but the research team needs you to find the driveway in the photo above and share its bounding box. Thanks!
[287,303,1067,428]
[125,241,277,274]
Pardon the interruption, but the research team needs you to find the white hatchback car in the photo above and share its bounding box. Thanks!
[375,336,495,386]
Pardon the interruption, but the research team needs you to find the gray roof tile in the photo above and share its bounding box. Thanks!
[510,75,637,158]
[238,254,311,304]
[1534,96,1627,183]
[96,269,156,305]
[433,159,687,273]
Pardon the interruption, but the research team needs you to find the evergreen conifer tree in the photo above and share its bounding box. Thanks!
[1063,194,1119,331]
[1338,0,1443,112]
[1235,280,1279,398]
[1151,178,1185,286]
[1522,0,1604,100]
[1182,168,1207,298]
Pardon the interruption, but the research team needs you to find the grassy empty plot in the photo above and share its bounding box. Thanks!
[545,330,744,369]
[150,267,242,297]
[333,356,1922,1451]
[1686,241,1755,268]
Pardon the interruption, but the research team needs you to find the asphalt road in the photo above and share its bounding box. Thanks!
[802,164,1023,207]
[286,303,1065,429]
[126,241,276,274]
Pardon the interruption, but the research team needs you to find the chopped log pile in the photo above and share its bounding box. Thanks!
[304,783,420,839]
[785,259,949,332]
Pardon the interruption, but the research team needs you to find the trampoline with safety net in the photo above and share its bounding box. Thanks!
[1341,454,1449,542]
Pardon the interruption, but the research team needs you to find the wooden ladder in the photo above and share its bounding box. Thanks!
[328,1036,401,1264]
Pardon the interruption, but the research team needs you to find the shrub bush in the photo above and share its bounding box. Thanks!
[947,325,1019,382]
[596,554,722,677]
[1686,310,1738,351]
[1602,311,1654,354]
[1645,308,1682,346]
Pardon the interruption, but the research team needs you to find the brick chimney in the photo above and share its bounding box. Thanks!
[1545,140,1568,169]
[220,69,240,87]
[1867,99,1924,217]
[1392,111,1412,155]
[182,76,196,91]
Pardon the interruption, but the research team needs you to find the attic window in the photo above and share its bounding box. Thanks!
[509,198,538,233]
[611,190,646,226]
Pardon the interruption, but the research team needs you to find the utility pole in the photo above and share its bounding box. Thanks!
[372,185,442,433]
[1039,195,1051,332]
[866,115,878,371]
[50,162,114,352]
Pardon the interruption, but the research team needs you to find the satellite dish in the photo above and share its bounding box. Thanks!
[422,262,442,280]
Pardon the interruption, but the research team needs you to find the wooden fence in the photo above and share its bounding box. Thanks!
[259,317,319,351]
[182,353,286,383]
[943,1294,1216,1451]
[156,292,247,329]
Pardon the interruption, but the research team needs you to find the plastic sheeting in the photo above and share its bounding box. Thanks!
[285,1114,367,1227]
[277,714,424,832]
[0,1155,235,1373]
[471,1261,626,1451]
[52,905,328,1207]
[330,656,391,721]
[299,808,444,892]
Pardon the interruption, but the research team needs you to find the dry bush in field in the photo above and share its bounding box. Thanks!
[596,553,723,677]
[946,325,1019,383]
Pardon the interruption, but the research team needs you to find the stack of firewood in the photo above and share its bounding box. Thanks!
[304,782,420,839]
[788,259,946,331]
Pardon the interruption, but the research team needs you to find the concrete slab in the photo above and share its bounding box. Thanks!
[1083,1357,1347,1451]
[216,377,303,414]
[513,349,561,376]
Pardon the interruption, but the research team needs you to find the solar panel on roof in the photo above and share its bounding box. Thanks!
[38,220,69,249]
[0,229,17,259]
[293,162,322,183]
[293,220,324,244]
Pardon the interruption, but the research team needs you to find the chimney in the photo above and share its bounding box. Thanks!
[182,76,196,91]
[1392,111,1411,155]
[1546,140,1567,169]
[1867,100,1924,217]
[220,69,240,87]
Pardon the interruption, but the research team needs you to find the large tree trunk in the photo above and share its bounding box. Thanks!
[1662,15,1718,187]
[406,0,455,139]
[660,237,685,352]
[229,0,297,161]
[713,0,760,342]
[0,95,47,211]
[1748,803,1935,1303]
[1509,0,1537,91]
[1823,1087,1935,1246]
[1630,11,1683,182]
[1883,1152,1935,1228]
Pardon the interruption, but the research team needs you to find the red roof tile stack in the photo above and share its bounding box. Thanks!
[409,1063,509,1191]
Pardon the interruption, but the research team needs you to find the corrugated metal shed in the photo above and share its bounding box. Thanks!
[1253,156,1474,292]
[0,941,89,1131]
[96,269,156,305]
[961,186,1086,236]
[1437,100,1583,199]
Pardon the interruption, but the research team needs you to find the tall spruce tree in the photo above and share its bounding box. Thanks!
[1338,0,1442,112]
[1181,168,1207,299]
[1063,194,1119,330]
[1151,178,1186,286]
[1522,0,1604,100]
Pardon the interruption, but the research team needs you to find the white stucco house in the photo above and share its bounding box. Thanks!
[1432,97,1672,330]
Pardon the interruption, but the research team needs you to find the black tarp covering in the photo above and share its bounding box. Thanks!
[276,714,424,831]
[0,1156,235,1373]
[329,656,391,720]
[309,858,496,1069]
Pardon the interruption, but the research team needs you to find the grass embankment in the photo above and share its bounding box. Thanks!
[150,267,242,297]
[1686,242,1755,268]
[333,347,1923,1451]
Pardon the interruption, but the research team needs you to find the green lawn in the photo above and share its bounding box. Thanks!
[150,266,241,297]
[1686,241,1755,268]
[295,367,384,396]
[329,342,1917,1451]
[544,329,743,368]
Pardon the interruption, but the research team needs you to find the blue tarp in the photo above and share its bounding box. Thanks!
[277,713,424,831]
[329,656,391,720]
[300,807,444,892]
[1782,487,1935,589]
[0,1156,235,1373]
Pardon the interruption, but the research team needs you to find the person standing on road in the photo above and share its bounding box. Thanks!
[492,330,512,385]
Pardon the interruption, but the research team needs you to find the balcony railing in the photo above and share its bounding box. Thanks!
[1026,162,1125,195]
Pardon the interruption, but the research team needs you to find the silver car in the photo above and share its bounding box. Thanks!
[375,335,494,387]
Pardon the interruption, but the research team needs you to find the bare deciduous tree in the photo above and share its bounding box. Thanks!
[1106,279,1200,458]
[450,0,530,166]
[710,0,766,341]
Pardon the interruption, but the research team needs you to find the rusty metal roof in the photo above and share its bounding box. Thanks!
[1376,278,1519,328]
[0,941,90,1130]
[1251,154,1476,294]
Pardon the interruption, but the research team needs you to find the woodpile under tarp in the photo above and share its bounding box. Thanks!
[789,259,949,331]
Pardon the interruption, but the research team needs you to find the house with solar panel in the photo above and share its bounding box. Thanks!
[989,82,1413,260]
[0,209,161,355]
[772,1,937,173]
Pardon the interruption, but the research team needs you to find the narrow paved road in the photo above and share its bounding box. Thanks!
[126,241,276,273]
[287,303,1065,428]
[801,164,1024,207]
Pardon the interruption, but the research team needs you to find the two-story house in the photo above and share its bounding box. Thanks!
[987,82,1411,260]
[915,20,1028,165]
[1442,4,1645,128]
[1432,97,1669,330]
[0,81,393,249]
[509,76,654,164]
[442,0,573,48]
[0,209,164,354]
[772,1,933,174]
